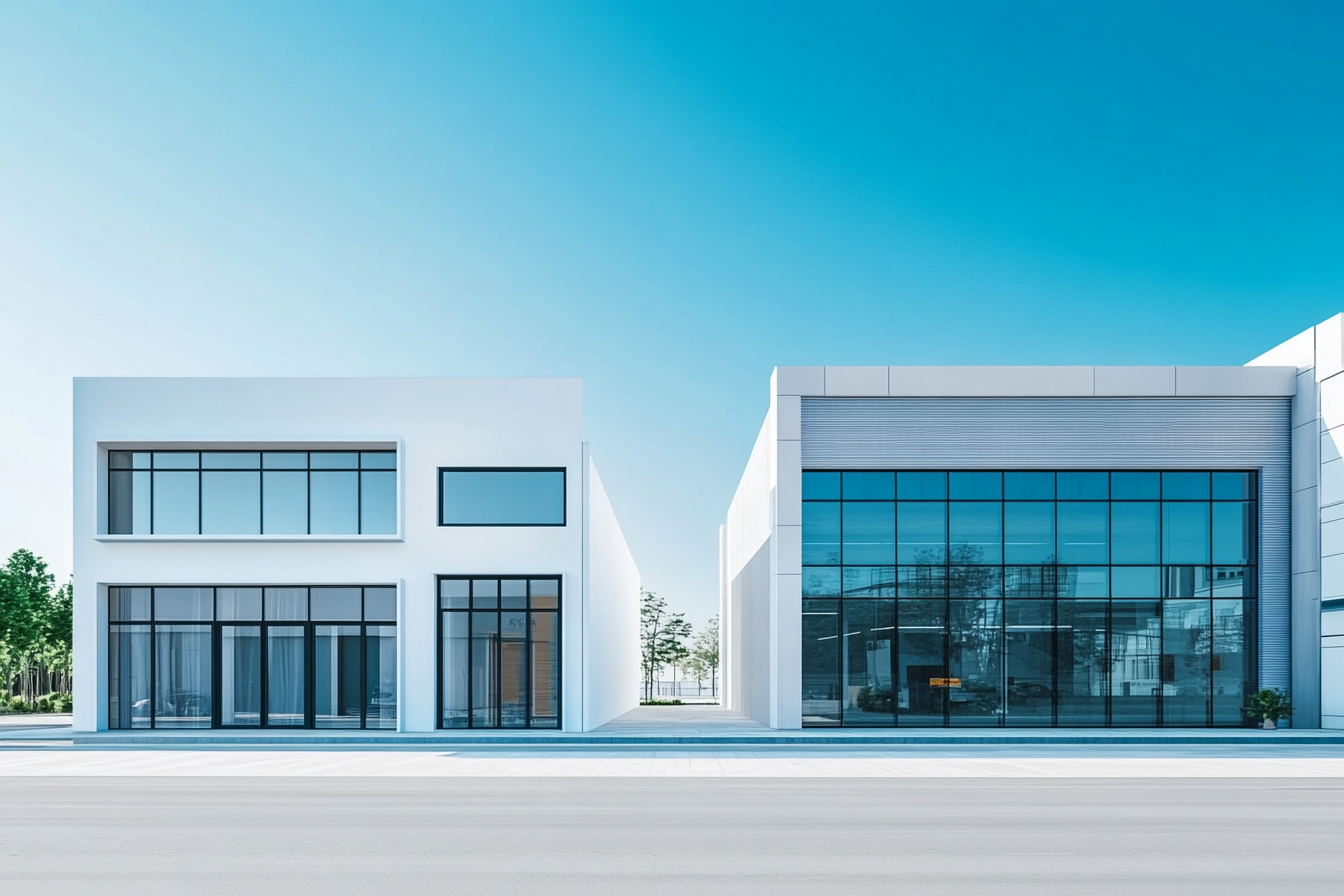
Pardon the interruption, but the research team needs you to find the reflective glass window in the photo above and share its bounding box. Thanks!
[154,588,213,621]
[262,471,308,534]
[801,600,841,726]
[897,472,946,500]
[802,472,840,500]
[842,566,896,598]
[1111,472,1159,500]
[310,452,359,469]
[1163,472,1210,500]
[216,588,262,621]
[365,587,397,621]
[201,471,260,535]
[1112,503,1160,564]
[152,471,199,534]
[1004,503,1054,564]
[1056,472,1108,500]
[1163,503,1211,564]
[802,502,841,565]
[948,502,1002,565]
[440,470,566,525]
[897,502,946,564]
[949,472,1001,500]
[361,452,397,470]
[1212,472,1254,499]
[1057,502,1108,564]
[311,587,362,621]
[360,471,397,534]
[842,502,895,564]
[310,471,359,534]
[1004,472,1053,500]
[842,472,894,500]
[803,567,842,598]
[1212,502,1255,565]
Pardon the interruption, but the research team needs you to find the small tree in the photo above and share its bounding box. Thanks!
[640,590,692,701]
[692,615,720,697]
[1245,688,1292,727]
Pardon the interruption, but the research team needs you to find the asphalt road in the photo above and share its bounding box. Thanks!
[2,776,1341,895]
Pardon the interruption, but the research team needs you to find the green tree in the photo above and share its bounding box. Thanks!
[640,590,692,702]
[690,615,720,697]
[0,550,72,708]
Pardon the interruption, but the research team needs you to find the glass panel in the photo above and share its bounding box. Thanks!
[1212,502,1255,565]
[1112,503,1160,563]
[472,579,499,608]
[441,471,505,524]
[1056,601,1108,726]
[152,471,199,534]
[1004,503,1054,564]
[842,502,894,564]
[262,452,307,469]
[841,599,895,726]
[1162,599,1211,726]
[803,567,842,598]
[152,452,198,470]
[1110,600,1161,726]
[309,452,359,469]
[842,472,894,500]
[109,587,151,621]
[107,624,151,729]
[802,471,840,500]
[1164,566,1212,598]
[311,587,362,620]
[261,471,308,535]
[1212,567,1253,598]
[154,624,212,728]
[1163,503,1210,564]
[842,566,895,598]
[439,579,470,610]
[109,450,135,469]
[1212,600,1250,725]
[1111,567,1160,598]
[502,471,565,524]
[897,472,945,500]
[1004,600,1053,726]
[529,579,560,609]
[366,625,398,729]
[1163,472,1210,500]
[1004,566,1056,598]
[201,471,261,535]
[898,565,946,598]
[361,452,397,470]
[364,587,397,621]
[1057,502,1108,564]
[500,612,528,728]
[949,472,1001,500]
[802,502,841,565]
[1212,472,1254,500]
[202,452,260,469]
[1004,472,1053,500]
[310,471,359,534]
[217,588,263,621]
[1111,472,1159,500]
[801,600,840,726]
[948,600,1002,726]
[440,612,470,728]
[219,626,261,726]
[109,469,151,534]
[948,566,1001,598]
[471,611,499,727]
[1056,472,1108,500]
[530,613,559,727]
[948,502,1002,565]
[154,587,213,621]
[897,598,946,726]
[266,626,307,726]
[441,471,565,525]
[897,502,946,564]
[315,625,363,728]
[502,580,530,609]
[360,471,397,534]
[264,587,308,621]
[1058,567,1108,598]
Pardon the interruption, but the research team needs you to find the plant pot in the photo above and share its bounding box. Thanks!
[1262,718,1277,730]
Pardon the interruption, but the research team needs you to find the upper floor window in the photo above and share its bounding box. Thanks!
[438,468,565,526]
[108,450,397,536]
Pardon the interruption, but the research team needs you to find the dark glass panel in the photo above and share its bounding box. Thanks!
[1162,599,1211,726]
[896,598,946,726]
[201,471,261,535]
[948,566,1002,598]
[107,624,151,729]
[361,452,397,470]
[154,624,212,728]
[152,471,199,534]
[1057,567,1108,598]
[948,472,1001,501]
[529,579,560,609]
[1162,502,1210,564]
[439,579,470,610]
[315,624,363,729]
[500,612,528,728]
[109,469,150,534]
[1111,472,1159,500]
[440,612,470,728]
[471,612,498,727]
[310,471,359,534]
[310,452,359,469]
[803,567,842,598]
[152,452,198,470]
[898,565,946,598]
[947,600,1003,726]
[1163,472,1210,500]
[948,502,1002,565]
[1212,567,1254,598]
[530,612,559,727]
[801,502,841,565]
[154,587,213,621]
[262,452,307,469]
[360,471,397,534]
[1212,502,1255,565]
[202,452,260,469]
[264,587,308,621]
[1212,600,1250,725]
[842,502,895,564]
[109,450,135,469]
[1057,502,1108,564]
[1056,472,1108,500]
[364,587,397,621]
[109,587,151,622]
[841,600,896,726]
[500,580,527,609]
[1110,600,1161,726]
[217,587,262,621]
[1164,566,1212,598]
[801,600,841,726]
[1111,567,1160,598]
[1056,601,1108,726]
[1004,566,1056,599]
[842,472,894,500]
[1004,600,1053,726]
[1004,503,1054,564]
[802,471,840,500]
[897,472,946,500]
[1212,472,1254,500]
[219,625,261,726]
[1111,503,1160,564]
[261,471,308,535]
[311,587,362,621]
[366,625,398,729]
[472,579,499,609]
[1004,472,1053,500]
[842,566,895,598]
[266,625,307,726]
[897,502,946,564]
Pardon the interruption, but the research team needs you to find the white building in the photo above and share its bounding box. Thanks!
[73,377,639,733]
[721,313,1344,730]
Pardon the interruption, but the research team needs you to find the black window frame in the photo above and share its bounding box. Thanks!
[436,467,568,528]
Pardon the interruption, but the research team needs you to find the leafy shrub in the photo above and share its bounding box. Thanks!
[8,697,32,713]
[855,685,893,713]
[56,694,73,712]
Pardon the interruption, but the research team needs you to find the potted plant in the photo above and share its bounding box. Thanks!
[1244,688,1292,730]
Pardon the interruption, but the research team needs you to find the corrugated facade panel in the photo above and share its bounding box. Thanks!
[800,397,1292,691]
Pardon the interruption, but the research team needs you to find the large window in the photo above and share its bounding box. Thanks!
[438,469,566,526]
[108,451,397,536]
[801,470,1258,727]
[108,585,397,729]
[438,576,560,728]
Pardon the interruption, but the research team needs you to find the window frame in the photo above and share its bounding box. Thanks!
[437,467,568,528]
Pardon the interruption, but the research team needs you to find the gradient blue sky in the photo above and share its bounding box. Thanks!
[2,1,1341,624]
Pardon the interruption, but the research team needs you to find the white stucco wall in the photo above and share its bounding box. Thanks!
[581,451,640,730]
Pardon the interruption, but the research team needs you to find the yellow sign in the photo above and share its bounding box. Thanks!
[929,678,962,688]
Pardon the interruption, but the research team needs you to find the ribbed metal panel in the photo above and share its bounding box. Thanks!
[801,397,1292,691]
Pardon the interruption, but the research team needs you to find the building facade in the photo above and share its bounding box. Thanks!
[721,314,1344,729]
[73,377,640,733]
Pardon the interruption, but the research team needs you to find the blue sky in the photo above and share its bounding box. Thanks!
[1,1,1341,623]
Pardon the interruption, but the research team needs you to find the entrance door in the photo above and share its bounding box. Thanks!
[219,625,261,726]
[266,625,306,726]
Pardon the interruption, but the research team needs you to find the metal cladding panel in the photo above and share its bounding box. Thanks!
[801,397,1293,692]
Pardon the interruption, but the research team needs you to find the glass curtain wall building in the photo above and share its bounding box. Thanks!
[801,471,1257,727]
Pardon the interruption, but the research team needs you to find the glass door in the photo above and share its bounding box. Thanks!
[219,625,261,726]
[266,625,307,726]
